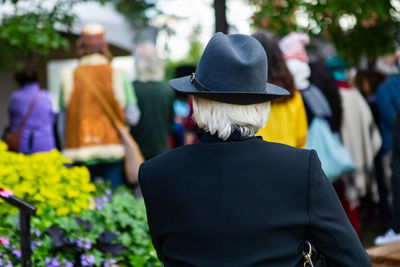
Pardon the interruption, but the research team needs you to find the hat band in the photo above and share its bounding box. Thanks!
[191,73,211,92]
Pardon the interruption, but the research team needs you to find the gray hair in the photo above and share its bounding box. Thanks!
[192,96,271,140]
[134,42,164,81]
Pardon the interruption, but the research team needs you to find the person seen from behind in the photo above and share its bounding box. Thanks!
[251,31,308,148]
[3,63,55,154]
[309,61,343,134]
[130,43,175,160]
[58,23,140,188]
[375,49,400,245]
[138,33,371,266]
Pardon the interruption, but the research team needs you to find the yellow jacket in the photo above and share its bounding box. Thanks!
[257,90,307,148]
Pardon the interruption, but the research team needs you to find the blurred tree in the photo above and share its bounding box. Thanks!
[0,0,155,70]
[214,0,229,33]
[249,0,400,66]
[113,0,158,25]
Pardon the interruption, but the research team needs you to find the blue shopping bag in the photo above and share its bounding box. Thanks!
[306,117,355,182]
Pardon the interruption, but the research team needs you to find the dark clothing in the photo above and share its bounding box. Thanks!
[376,74,400,152]
[139,132,371,266]
[87,160,125,188]
[391,112,400,231]
[130,81,175,160]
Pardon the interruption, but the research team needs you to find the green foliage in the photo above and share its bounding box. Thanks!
[0,185,161,266]
[113,0,158,24]
[0,141,95,217]
[250,0,400,66]
[0,0,79,69]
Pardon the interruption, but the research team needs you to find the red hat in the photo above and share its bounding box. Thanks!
[76,23,106,54]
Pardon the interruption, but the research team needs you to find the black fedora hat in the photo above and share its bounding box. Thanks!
[169,32,289,105]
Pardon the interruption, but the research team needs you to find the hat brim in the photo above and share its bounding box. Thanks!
[169,75,290,105]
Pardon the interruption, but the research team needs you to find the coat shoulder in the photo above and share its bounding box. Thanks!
[139,140,312,184]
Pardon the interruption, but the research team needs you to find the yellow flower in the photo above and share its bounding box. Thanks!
[0,147,96,217]
[0,141,8,151]
[66,187,80,198]
[71,205,81,214]
[56,206,70,216]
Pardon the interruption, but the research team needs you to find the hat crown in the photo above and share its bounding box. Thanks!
[81,23,104,35]
[196,33,268,94]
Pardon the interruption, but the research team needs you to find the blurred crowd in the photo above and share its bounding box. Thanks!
[4,22,400,246]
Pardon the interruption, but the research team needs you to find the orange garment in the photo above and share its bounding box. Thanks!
[65,65,125,150]
[256,90,307,148]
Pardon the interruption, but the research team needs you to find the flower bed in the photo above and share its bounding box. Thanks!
[1,185,160,266]
[0,142,160,266]
[0,141,94,217]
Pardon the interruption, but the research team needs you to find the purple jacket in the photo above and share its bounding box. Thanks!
[7,82,55,154]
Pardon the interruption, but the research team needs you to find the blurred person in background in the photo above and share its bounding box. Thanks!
[309,61,342,134]
[375,111,400,245]
[58,23,140,188]
[374,49,400,244]
[130,43,175,160]
[355,69,386,124]
[279,33,332,126]
[355,68,390,232]
[327,56,382,236]
[375,51,400,181]
[3,63,55,154]
[174,65,199,145]
[252,31,308,148]
[170,65,196,148]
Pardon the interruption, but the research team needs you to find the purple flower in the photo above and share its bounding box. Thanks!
[84,238,92,251]
[2,256,12,267]
[80,254,95,266]
[30,240,41,250]
[34,229,41,237]
[12,248,21,259]
[76,238,84,249]
[64,260,74,267]
[104,258,117,267]
[45,257,52,264]
[102,195,109,203]
[47,257,60,267]
[76,238,91,251]
[94,197,104,210]
[105,189,111,196]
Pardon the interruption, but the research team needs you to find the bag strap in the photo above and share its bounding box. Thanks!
[17,89,41,133]
[76,70,123,129]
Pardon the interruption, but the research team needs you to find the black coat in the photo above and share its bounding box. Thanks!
[139,132,371,267]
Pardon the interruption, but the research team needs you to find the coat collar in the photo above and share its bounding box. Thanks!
[20,82,40,91]
[198,130,260,143]
[78,53,109,66]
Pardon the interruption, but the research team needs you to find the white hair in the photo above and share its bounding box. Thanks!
[134,42,164,82]
[192,96,271,140]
